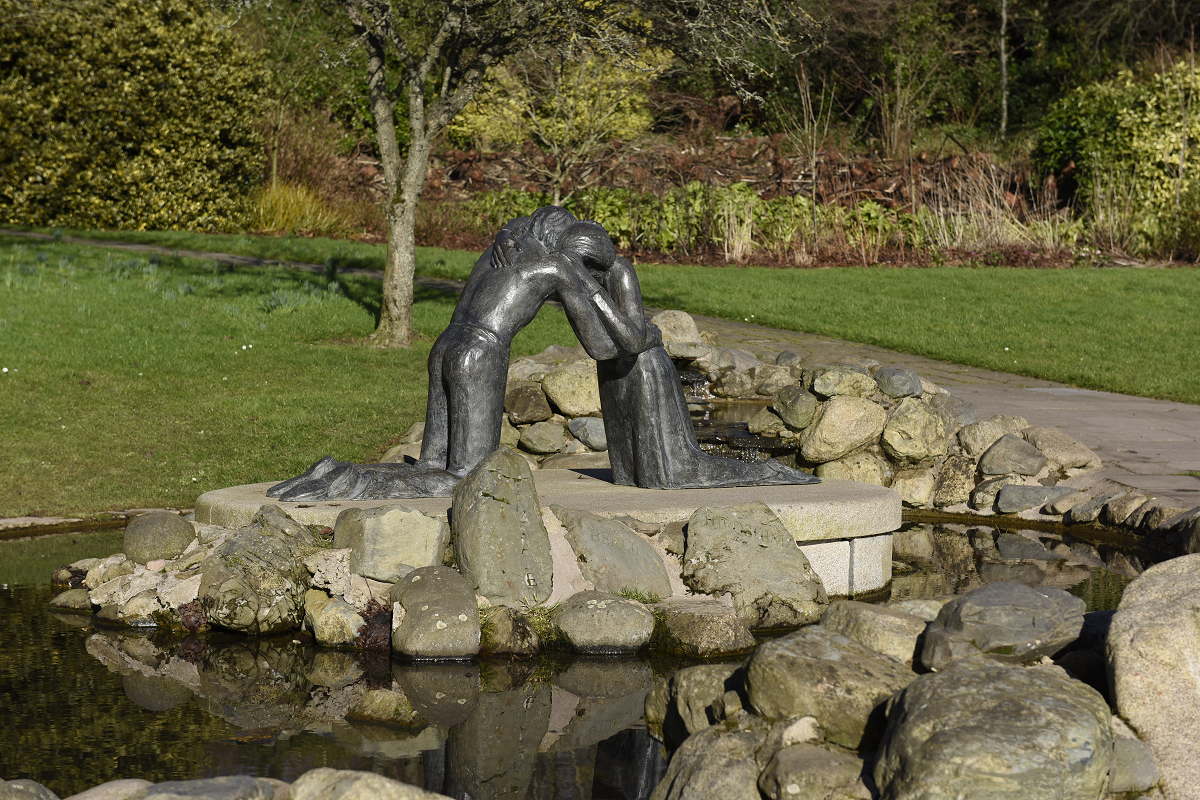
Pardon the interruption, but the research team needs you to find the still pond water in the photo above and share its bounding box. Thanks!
[0,522,1146,798]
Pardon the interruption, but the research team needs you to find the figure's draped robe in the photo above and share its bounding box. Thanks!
[583,260,816,490]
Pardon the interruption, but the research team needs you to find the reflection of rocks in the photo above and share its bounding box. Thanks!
[447,687,552,800]
[122,672,194,712]
[393,663,479,728]
[542,673,651,753]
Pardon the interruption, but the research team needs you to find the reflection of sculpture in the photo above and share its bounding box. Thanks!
[269,207,816,501]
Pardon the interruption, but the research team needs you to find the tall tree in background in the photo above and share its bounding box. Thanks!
[340,0,808,349]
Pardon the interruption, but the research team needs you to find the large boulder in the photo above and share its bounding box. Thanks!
[758,744,868,800]
[881,398,948,465]
[289,768,447,800]
[873,659,1113,800]
[390,566,480,659]
[814,449,889,485]
[745,625,916,749]
[518,420,566,454]
[550,506,673,599]
[333,506,449,582]
[927,392,978,432]
[772,385,819,430]
[308,595,364,647]
[126,776,278,800]
[1108,553,1200,800]
[808,366,877,399]
[504,381,553,425]
[891,466,937,508]
[918,582,1085,672]
[820,600,928,663]
[650,596,757,658]
[550,590,654,654]
[683,502,827,630]
[753,365,797,395]
[874,365,923,398]
[541,361,601,417]
[978,434,1047,476]
[1022,426,1101,473]
[197,506,319,635]
[713,370,756,399]
[649,713,768,800]
[124,511,195,565]
[931,455,976,507]
[994,484,1076,514]
[957,420,1006,459]
[451,448,553,607]
[567,416,607,451]
[799,396,889,464]
[651,309,703,344]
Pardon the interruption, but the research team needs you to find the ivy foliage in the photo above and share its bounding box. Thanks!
[1035,60,1200,253]
[0,0,269,231]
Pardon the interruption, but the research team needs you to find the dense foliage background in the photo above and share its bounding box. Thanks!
[1,0,1197,259]
[0,0,269,230]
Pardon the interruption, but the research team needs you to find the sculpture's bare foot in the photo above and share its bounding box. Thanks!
[267,458,461,501]
[266,455,344,498]
[765,459,821,485]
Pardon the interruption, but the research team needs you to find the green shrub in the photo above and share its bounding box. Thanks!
[0,0,268,231]
[1035,61,1200,255]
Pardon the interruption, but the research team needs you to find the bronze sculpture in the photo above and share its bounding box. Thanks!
[268,207,816,500]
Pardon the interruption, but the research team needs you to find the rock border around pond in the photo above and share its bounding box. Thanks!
[56,448,879,660]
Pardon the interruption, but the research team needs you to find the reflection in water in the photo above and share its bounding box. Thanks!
[2,603,672,799]
[890,523,1139,612]
[1,521,1151,797]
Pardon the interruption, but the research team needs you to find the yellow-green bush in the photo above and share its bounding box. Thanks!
[0,0,268,231]
[1035,61,1200,255]
[451,49,667,151]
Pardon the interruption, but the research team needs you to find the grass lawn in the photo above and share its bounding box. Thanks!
[3,229,1198,516]
[0,235,579,517]
[10,226,1197,405]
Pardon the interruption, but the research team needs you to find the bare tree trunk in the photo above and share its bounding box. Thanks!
[372,133,433,348]
[999,0,1008,138]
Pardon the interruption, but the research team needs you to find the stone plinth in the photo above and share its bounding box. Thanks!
[194,471,901,596]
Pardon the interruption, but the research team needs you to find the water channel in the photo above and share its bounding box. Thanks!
[0,516,1150,798]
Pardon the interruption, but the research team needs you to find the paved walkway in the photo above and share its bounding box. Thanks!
[6,229,1199,510]
[694,314,1200,508]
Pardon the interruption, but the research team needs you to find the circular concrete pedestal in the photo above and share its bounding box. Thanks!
[194,470,901,597]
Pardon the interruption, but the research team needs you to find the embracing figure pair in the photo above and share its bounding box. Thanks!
[269,207,816,500]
